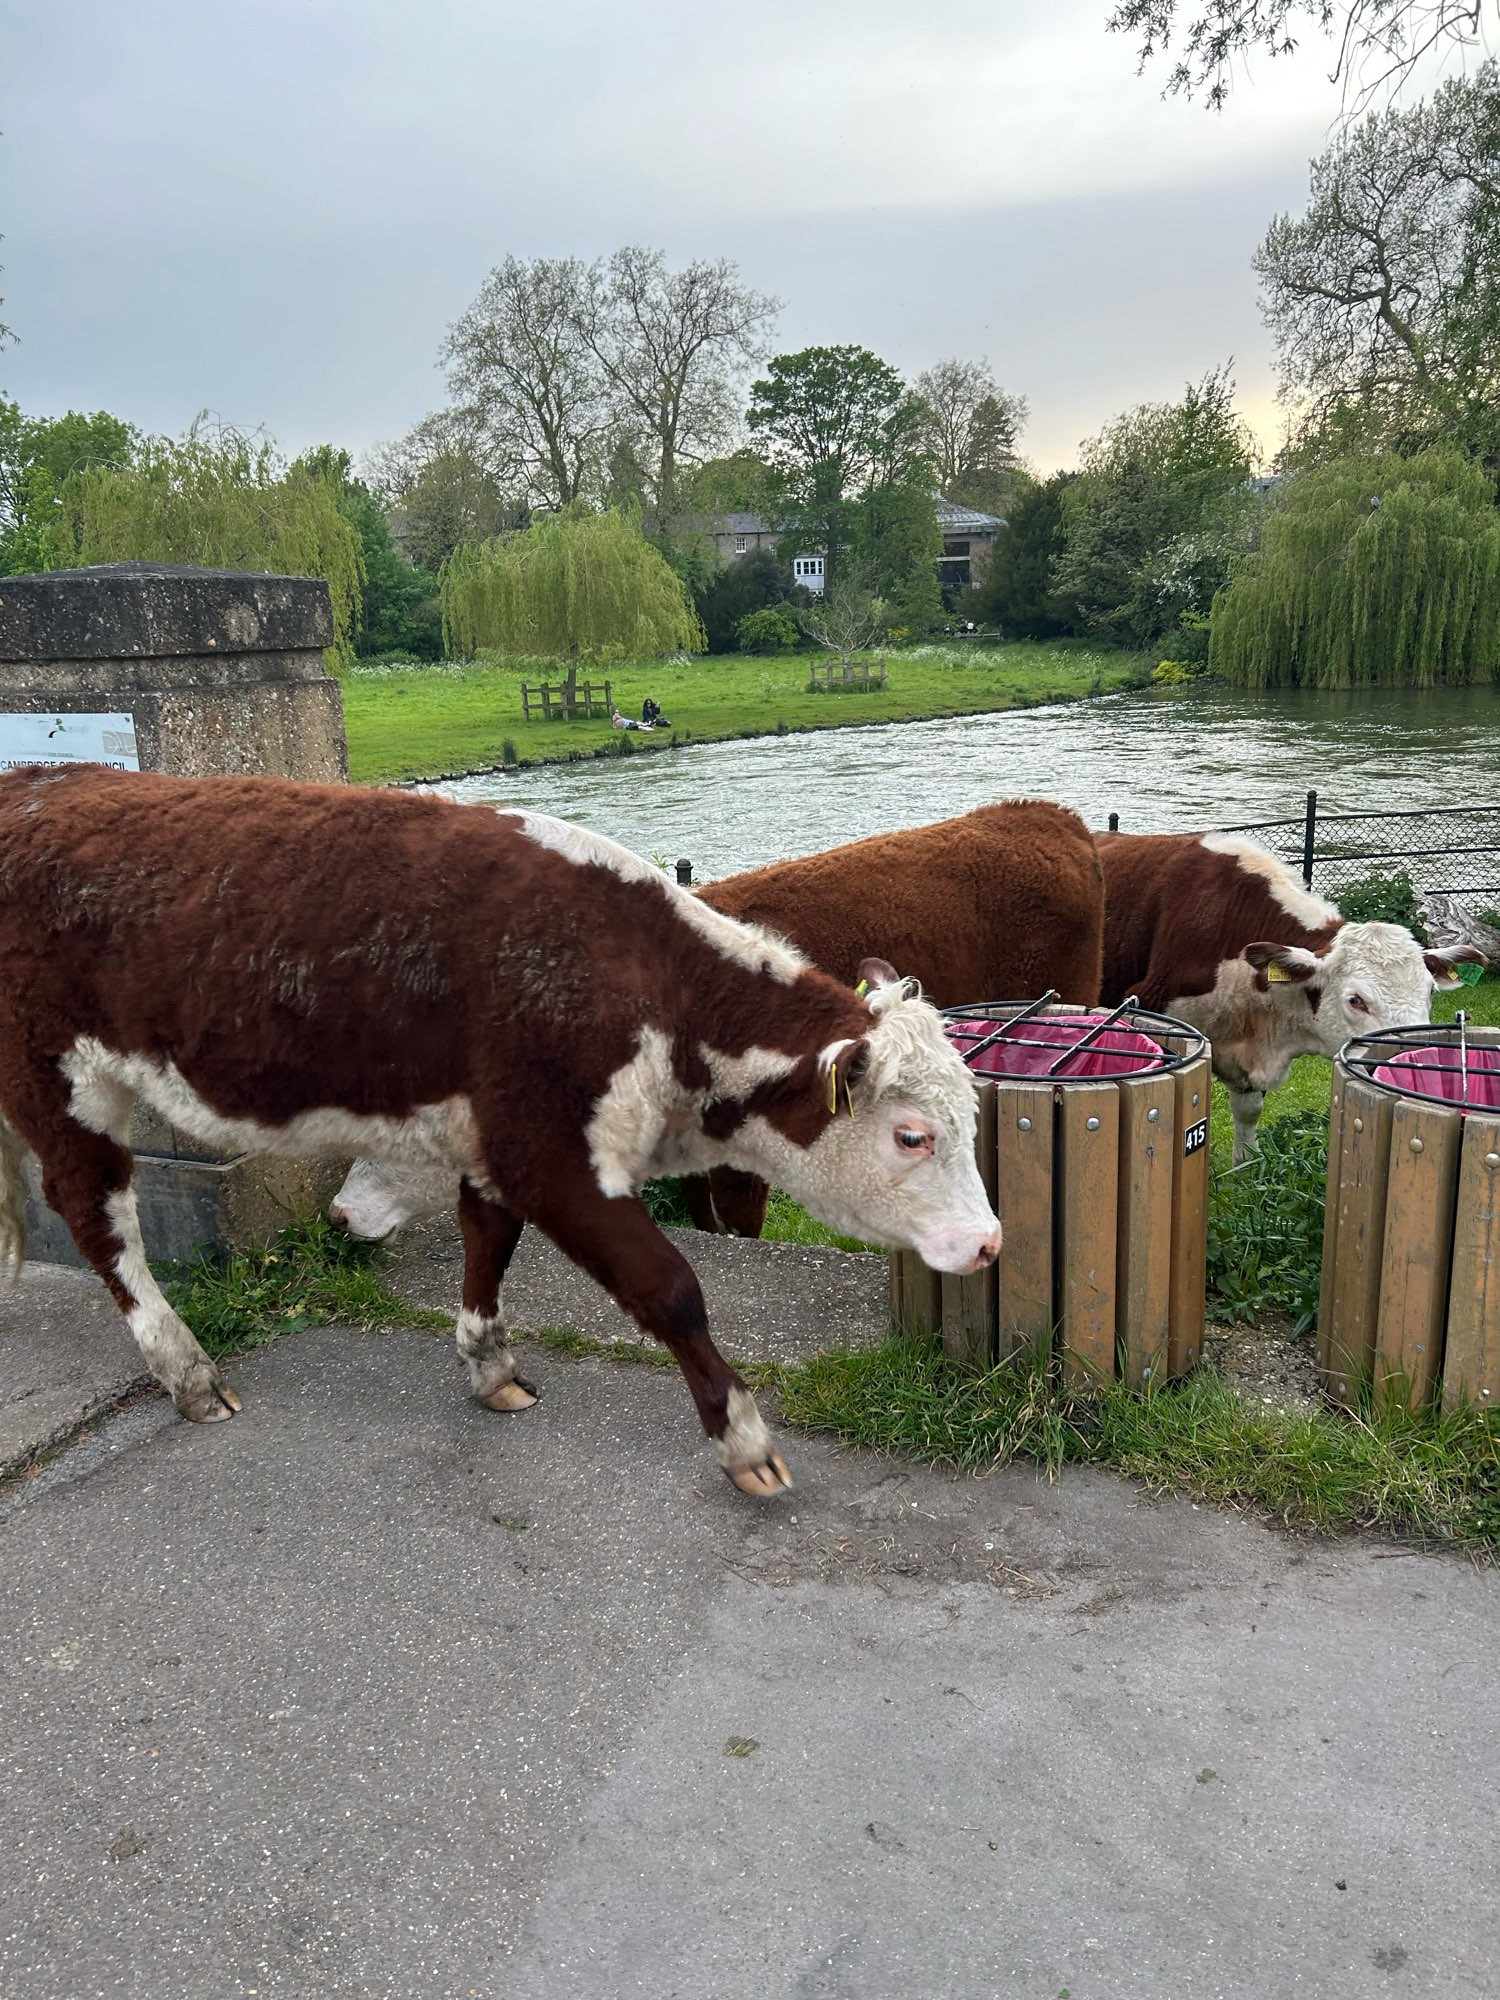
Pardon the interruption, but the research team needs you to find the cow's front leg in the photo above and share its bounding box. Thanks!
[1228,1086,1266,1164]
[533,1183,790,1496]
[455,1179,536,1411]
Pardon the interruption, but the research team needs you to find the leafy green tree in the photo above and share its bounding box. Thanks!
[1257,65,1500,469]
[40,420,363,664]
[296,446,442,660]
[442,508,705,702]
[692,547,792,654]
[1,402,139,576]
[746,346,929,586]
[735,606,799,653]
[1211,449,1500,688]
[1110,0,1496,106]
[1053,368,1256,645]
[974,473,1075,639]
[913,358,1029,515]
[851,479,942,630]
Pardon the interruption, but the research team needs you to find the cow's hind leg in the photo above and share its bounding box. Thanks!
[532,1181,790,1496]
[33,1111,239,1422]
[456,1180,535,1412]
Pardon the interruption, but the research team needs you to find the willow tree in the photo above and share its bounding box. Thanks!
[1211,451,1500,689]
[43,422,363,665]
[442,506,705,703]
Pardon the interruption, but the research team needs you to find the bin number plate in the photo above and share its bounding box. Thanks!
[1183,1117,1209,1156]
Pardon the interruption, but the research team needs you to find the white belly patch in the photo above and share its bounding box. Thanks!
[58,1037,483,1176]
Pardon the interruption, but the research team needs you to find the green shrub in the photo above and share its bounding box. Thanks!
[641,1177,694,1226]
[501,737,518,765]
[1207,1108,1328,1334]
[1153,659,1197,684]
[736,606,800,653]
[1336,868,1425,939]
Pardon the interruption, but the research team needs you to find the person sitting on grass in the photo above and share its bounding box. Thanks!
[641,696,670,728]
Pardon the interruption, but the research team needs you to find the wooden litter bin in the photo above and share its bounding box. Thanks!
[1320,1019,1500,1411]
[891,1001,1212,1388]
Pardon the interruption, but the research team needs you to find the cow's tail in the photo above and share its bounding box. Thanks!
[0,1109,29,1276]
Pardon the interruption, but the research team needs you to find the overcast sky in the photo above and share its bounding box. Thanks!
[0,1,1457,473]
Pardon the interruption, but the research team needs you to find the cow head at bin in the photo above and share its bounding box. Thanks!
[1244,923,1485,1053]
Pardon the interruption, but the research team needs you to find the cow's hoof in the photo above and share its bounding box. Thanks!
[177,1376,242,1423]
[481,1376,539,1414]
[723,1452,793,1497]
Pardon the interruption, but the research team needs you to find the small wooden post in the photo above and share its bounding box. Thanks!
[1442,1111,1500,1413]
[1115,1071,1178,1387]
[1320,1075,1394,1405]
[940,1081,998,1366]
[1057,1084,1120,1390]
[1374,1096,1461,1409]
[1167,1058,1210,1378]
[996,1081,1055,1361]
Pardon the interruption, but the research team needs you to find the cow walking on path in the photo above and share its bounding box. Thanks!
[0,767,999,1493]
[1098,831,1483,1160]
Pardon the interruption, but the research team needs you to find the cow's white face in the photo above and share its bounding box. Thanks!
[329,1155,455,1240]
[743,976,1001,1275]
[1247,921,1477,1055]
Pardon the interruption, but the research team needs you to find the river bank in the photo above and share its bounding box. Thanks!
[341,640,1147,785]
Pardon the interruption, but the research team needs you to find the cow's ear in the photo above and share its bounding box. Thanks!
[1244,941,1320,992]
[1426,946,1486,989]
[857,957,900,995]
[822,1036,872,1116]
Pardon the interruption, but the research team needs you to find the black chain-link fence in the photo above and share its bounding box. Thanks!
[1217,793,1500,913]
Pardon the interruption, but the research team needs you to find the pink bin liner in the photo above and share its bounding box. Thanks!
[946,1014,1167,1082]
[1372,1044,1500,1111]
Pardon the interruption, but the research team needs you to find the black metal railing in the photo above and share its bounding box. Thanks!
[1218,791,1500,908]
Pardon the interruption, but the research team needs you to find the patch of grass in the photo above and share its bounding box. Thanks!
[1208,1109,1329,1334]
[156,1215,447,1362]
[341,641,1146,784]
[762,1189,876,1254]
[774,1334,1500,1553]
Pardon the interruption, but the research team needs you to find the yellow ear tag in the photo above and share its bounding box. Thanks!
[1266,963,1294,982]
[828,1066,839,1115]
[854,979,869,998]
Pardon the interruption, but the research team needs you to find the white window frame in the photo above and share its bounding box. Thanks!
[734,534,747,554]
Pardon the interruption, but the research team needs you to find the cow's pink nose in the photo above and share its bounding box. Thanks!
[328,1204,348,1230]
[974,1229,1002,1270]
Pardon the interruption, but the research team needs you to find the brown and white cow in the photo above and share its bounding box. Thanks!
[0,765,1000,1494]
[332,797,1105,1244]
[1098,831,1484,1160]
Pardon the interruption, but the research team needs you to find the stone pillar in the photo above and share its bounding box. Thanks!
[0,560,348,780]
[0,562,352,1265]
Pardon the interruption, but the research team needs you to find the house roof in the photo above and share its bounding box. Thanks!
[934,497,1005,532]
[676,512,774,536]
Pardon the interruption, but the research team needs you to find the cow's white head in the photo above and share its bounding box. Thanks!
[1245,922,1484,1054]
[739,961,1001,1275]
[329,1155,456,1241]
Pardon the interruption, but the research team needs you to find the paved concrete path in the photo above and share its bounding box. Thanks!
[2,1324,1495,2000]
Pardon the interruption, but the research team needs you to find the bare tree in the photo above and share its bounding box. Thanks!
[799,580,887,662]
[363,408,522,570]
[1110,0,1493,108]
[442,257,614,512]
[578,247,780,527]
[1256,64,1500,458]
[913,359,1029,497]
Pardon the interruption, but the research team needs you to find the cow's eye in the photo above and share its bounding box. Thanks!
[1348,992,1370,1013]
[897,1128,928,1151]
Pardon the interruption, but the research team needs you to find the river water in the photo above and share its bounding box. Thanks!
[441,684,1500,881]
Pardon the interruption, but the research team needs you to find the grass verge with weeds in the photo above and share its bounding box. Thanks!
[773,1335,1500,1555]
[157,1216,448,1362]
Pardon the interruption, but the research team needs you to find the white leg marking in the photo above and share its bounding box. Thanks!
[105,1187,219,1403]
[455,1305,521,1400]
[714,1385,775,1471]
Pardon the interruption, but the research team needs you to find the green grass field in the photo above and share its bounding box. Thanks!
[341,641,1146,784]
